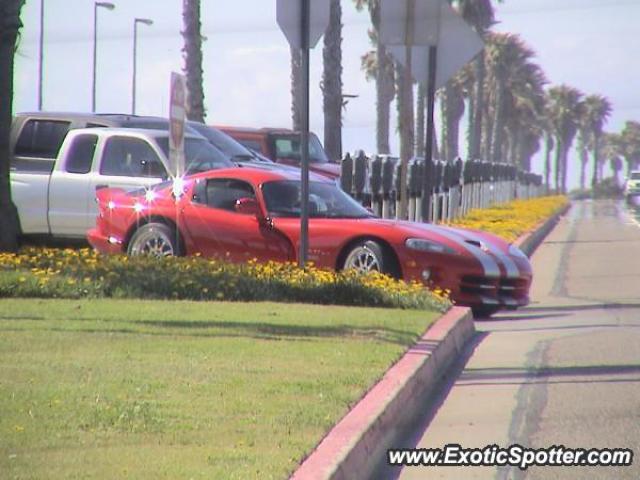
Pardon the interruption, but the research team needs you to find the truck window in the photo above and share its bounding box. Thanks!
[14,119,70,159]
[100,136,167,178]
[65,134,98,174]
[237,139,263,154]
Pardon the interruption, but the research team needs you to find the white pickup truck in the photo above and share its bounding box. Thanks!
[11,127,234,239]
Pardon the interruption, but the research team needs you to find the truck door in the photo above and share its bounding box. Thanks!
[89,134,167,222]
[48,133,99,237]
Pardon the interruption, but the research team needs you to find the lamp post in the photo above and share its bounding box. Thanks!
[38,0,44,110]
[132,18,153,115]
[92,1,116,112]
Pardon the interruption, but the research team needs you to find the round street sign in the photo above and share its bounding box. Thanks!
[169,72,186,153]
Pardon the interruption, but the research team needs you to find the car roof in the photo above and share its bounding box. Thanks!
[214,125,297,135]
[75,127,203,139]
[189,165,331,184]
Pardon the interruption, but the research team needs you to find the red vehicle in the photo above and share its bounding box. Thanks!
[216,126,342,180]
[87,167,532,316]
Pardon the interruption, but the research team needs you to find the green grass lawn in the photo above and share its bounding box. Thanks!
[0,298,437,479]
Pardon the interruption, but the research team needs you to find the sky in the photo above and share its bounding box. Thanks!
[13,0,640,188]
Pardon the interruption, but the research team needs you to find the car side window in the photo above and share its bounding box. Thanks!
[14,119,71,160]
[64,134,98,174]
[100,136,167,178]
[205,179,255,212]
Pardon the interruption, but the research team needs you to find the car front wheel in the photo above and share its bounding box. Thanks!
[342,240,386,274]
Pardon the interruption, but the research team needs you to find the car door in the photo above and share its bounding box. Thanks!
[181,178,292,263]
[48,133,100,237]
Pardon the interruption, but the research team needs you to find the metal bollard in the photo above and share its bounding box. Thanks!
[340,153,353,194]
[353,151,367,203]
[369,155,383,216]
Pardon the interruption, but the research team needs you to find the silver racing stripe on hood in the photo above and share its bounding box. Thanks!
[415,224,501,278]
[461,230,521,279]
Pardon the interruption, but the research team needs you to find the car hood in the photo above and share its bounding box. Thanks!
[362,218,510,253]
[309,162,341,179]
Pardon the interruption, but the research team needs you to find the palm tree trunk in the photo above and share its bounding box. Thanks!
[590,132,600,189]
[376,43,393,154]
[561,144,570,194]
[443,82,465,162]
[416,84,425,157]
[182,0,205,122]
[554,139,563,192]
[290,47,302,131]
[470,52,485,160]
[0,0,24,252]
[322,0,342,161]
[396,61,414,162]
[490,84,506,163]
[544,133,553,193]
[579,151,588,190]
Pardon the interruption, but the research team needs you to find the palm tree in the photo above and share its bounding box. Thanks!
[484,33,543,164]
[452,0,497,160]
[354,0,395,154]
[181,0,206,122]
[0,0,24,252]
[546,85,584,194]
[619,121,640,177]
[579,94,612,189]
[322,0,343,160]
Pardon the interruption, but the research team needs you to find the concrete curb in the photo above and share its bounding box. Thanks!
[514,202,572,256]
[290,306,474,480]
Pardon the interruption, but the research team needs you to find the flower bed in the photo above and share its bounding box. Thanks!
[447,195,568,242]
[0,248,450,311]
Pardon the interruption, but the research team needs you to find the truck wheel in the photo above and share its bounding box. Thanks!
[127,223,181,257]
[342,240,386,274]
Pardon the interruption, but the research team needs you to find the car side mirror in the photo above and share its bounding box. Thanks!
[235,197,260,216]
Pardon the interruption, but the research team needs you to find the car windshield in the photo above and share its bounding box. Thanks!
[187,122,259,163]
[156,137,234,173]
[262,180,373,219]
[273,133,330,164]
[631,172,640,180]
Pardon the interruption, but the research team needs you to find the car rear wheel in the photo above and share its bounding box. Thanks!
[127,223,181,257]
[342,240,386,274]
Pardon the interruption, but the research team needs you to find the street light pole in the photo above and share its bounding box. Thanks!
[132,18,153,115]
[92,1,115,112]
[38,0,44,110]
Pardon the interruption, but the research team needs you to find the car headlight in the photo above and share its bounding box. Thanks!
[405,238,458,255]
[508,244,528,259]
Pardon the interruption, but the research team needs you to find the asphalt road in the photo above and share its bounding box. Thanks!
[391,199,640,480]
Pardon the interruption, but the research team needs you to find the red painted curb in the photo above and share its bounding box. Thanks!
[290,306,474,480]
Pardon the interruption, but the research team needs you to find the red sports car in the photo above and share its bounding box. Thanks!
[87,166,532,316]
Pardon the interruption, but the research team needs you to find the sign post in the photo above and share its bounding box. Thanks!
[169,72,187,179]
[380,0,483,222]
[277,0,329,268]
